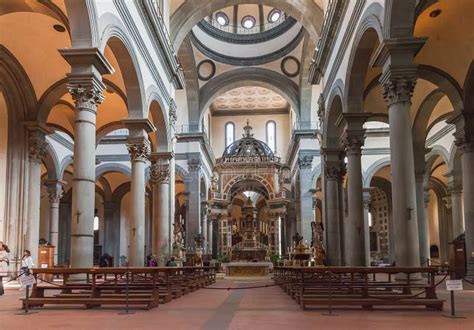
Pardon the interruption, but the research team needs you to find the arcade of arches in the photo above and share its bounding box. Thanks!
[1,0,474,326]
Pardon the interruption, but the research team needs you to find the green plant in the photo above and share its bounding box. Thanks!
[270,254,281,265]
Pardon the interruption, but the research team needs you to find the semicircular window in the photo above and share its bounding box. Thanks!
[216,12,229,26]
[268,9,281,23]
[241,15,256,29]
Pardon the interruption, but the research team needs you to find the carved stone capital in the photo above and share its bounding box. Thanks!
[414,169,426,184]
[28,139,48,163]
[298,155,313,169]
[381,77,416,105]
[188,158,201,172]
[325,163,345,181]
[127,138,150,162]
[316,93,325,124]
[47,187,63,204]
[342,131,364,156]
[150,163,170,184]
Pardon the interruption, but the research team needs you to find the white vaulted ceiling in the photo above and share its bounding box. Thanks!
[211,86,288,113]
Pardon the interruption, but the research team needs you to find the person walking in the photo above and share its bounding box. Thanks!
[0,242,10,296]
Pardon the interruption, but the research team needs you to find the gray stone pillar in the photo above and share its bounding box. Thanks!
[125,122,153,267]
[103,201,119,265]
[207,215,213,255]
[363,189,371,266]
[381,71,421,268]
[321,148,345,265]
[338,114,369,266]
[60,48,112,268]
[448,111,474,277]
[373,39,425,268]
[45,180,63,265]
[447,180,464,240]
[415,170,430,265]
[25,126,49,265]
[201,202,208,251]
[297,155,314,243]
[149,152,172,264]
[186,158,201,250]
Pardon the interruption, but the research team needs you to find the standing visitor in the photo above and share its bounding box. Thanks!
[21,250,34,276]
[0,242,10,296]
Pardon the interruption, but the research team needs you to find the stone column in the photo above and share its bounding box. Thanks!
[297,154,314,243]
[207,215,213,255]
[103,201,119,265]
[448,111,474,277]
[415,170,430,265]
[380,72,421,268]
[149,152,172,264]
[337,113,369,266]
[447,179,464,240]
[45,180,63,265]
[321,148,345,265]
[60,48,112,268]
[124,120,154,267]
[25,125,49,265]
[201,202,208,252]
[372,39,425,268]
[186,158,201,250]
[363,188,371,266]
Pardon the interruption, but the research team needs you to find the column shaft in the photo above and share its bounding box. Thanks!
[325,176,342,265]
[26,156,43,264]
[461,149,474,276]
[150,161,170,263]
[415,174,430,265]
[451,190,464,239]
[384,76,420,268]
[46,182,63,265]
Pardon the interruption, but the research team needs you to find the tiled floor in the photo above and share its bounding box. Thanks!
[0,276,473,329]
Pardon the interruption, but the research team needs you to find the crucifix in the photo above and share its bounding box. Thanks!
[407,207,413,220]
[75,211,81,224]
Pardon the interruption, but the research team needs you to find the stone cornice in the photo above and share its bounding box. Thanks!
[286,129,319,167]
[425,123,455,146]
[176,132,215,167]
[113,0,177,109]
[134,0,185,89]
[197,17,298,44]
[309,0,349,84]
[323,0,366,96]
[189,27,305,66]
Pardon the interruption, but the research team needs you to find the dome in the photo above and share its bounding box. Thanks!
[221,121,275,160]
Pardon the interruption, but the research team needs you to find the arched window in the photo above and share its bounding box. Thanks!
[225,122,235,147]
[266,121,276,152]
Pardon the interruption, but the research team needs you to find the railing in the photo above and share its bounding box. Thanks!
[216,155,281,164]
[203,13,287,35]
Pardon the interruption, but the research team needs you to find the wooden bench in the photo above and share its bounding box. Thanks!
[273,266,444,311]
[22,266,217,310]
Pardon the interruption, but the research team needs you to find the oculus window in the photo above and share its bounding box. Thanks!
[241,15,256,29]
[216,12,229,26]
[268,9,281,23]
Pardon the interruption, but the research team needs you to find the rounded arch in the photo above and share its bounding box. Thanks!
[96,121,127,144]
[198,67,300,125]
[147,96,170,152]
[344,4,383,113]
[65,0,100,48]
[324,79,345,148]
[310,164,322,188]
[171,0,323,51]
[175,164,190,183]
[95,163,131,180]
[99,16,146,119]
[463,61,474,113]
[223,174,275,199]
[425,146,450,172]
[363,157,391,187]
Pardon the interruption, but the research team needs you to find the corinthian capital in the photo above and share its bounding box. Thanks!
[325,163,345,181]
[127,138,150,162]
[28,139,48,163]
[342,131,364,156]
[381,77,416,105]
[150,163,170,184]
[67,83,105,111]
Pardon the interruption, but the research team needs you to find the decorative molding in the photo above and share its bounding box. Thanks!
[280,56,301,78]
[189,27,305,66]
[197,17,298,44]
[425,124,455,146]
[96,154,131,162]
[197,59,216,81]
[211,107,289,117]
[309,0,349,84]
[114,0,177,108]
[322,0,366,97]
[149,162,170,184]
[127,138,151,162]
[134,0,185,89]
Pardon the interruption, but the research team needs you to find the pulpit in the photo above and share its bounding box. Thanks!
[38,244,55,281]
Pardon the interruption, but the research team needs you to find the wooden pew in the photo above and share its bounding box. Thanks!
[273,266,444,311]
[21,266,216,310]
